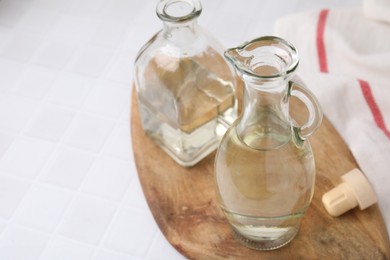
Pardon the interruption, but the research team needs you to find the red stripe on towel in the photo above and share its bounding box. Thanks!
[359,80,390,139]
[316,9,329,73]
[316,9,389,139]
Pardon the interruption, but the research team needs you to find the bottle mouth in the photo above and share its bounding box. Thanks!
[156,0,202,23]
[225,36,299,79]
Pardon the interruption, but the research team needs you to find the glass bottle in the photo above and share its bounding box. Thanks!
[134,0,237,167]
[214,36,323,250]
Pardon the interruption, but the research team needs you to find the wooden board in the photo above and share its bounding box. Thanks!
[130,86,390,259]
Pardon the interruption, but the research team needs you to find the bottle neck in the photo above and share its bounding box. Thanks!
[156,0,204,56]
[162,19,199,42]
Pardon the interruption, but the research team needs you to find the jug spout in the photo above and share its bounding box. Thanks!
[224,48,242,67]
[224,36,299,80]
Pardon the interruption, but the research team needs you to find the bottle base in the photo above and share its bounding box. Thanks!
[230,225,298,251]
[153,137,219,167]
[147,117,231,167]
[139,100,234,167]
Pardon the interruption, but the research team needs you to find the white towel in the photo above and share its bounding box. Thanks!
[363,0,390,23]
[275,6,390,235]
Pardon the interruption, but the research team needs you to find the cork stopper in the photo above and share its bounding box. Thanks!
[322,168,377,217]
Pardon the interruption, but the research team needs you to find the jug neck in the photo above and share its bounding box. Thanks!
[224,36,300,150]
[241,78,289,113]
[236,77,292,150]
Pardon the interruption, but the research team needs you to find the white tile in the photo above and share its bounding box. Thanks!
[0,60,25,92]
[13,66,57,99]
[1,31,44,62]
[85,81,131,118]
[121,16,159,58]
[247,20,275,39]
[69,0,106,18]
[33,0,77,12]
[94,249,140,260]
[104,207,157,257]
[53,14,95,42]
[207,4,257,47]
[17,7,60,34]
[146,230,185,260]
[0,224,49,260]
[107,56,133,85]
[103,122,132,160]
[70,46,114,77]
[0,27,12,48]
[121,100,132,124]
[0,221,6,234]
[0,133,14,159]
[24,105,75,142]
[34,41,77,69]
[81,156,133,201]
[90,21,128,48]
[123,176,149,211]
[65,114,115,153]
[47,74,93,108]
[0,174,31,219]
[98,0,145,22]
[198,0,223,25]
[40,236,94,260]
[0,94,37,132]
[58,195,117,245]
[0,0,29,27]
[120,95,132,122]
[39,147,95,189]
[13,183,72,232]
[0,137,54,178]
[128,14,158,39]
[253,1,298,21]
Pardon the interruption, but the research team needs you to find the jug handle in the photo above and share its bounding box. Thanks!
[288,80,323,140]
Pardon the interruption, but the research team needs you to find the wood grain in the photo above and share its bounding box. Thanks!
[131,86,390,259]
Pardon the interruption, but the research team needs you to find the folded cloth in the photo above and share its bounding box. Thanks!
[363,0,390,23]
[275,7,390,235]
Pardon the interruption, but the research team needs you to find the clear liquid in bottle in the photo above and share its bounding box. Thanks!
[134,0,237,167]
[214,36,322,250]
[138,52,236,166]
[215,122,315,250]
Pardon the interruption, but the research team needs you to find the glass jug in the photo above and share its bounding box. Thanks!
[214,36,323,250]
[134,0,237,167]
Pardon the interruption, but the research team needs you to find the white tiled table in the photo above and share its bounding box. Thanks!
[0,0,360,259]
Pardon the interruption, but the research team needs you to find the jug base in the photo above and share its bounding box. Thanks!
[231,225,298,251]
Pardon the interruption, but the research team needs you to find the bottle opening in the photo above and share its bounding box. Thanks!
[157,0,202,22]
[165,1,194,17]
